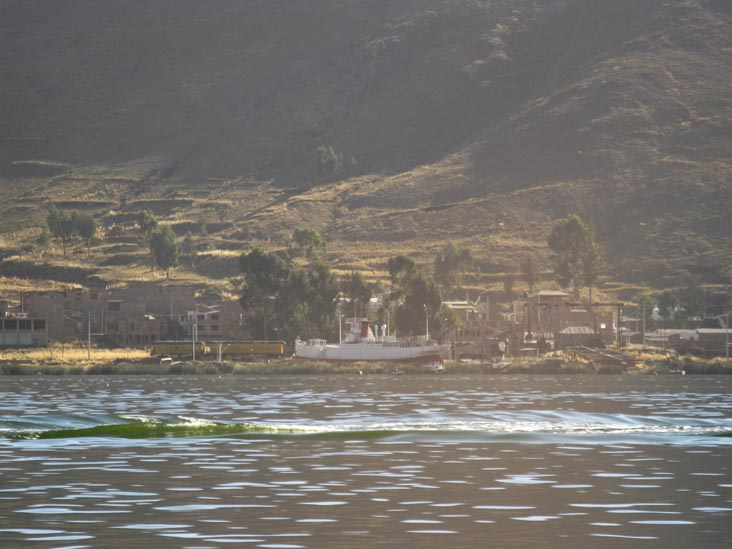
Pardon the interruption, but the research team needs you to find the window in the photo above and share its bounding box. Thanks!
[33,319,46,330]
[107,301,121,311]
[212,325,220,332]
[19,319,32,330]
[211,314,220,320]
[4,319,17,330]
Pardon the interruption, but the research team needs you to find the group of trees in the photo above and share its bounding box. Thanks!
[636,278,730,329]
[239,246,338,342]
[237,235,476,341]
[46,206,97,257]
[42,206,197,279]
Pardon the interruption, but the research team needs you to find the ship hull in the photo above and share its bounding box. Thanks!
[295,340,449,363]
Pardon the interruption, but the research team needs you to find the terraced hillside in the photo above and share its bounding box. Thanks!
[1,0,730,295]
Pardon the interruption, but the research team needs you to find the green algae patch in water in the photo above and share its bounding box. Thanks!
[6,418,303,441]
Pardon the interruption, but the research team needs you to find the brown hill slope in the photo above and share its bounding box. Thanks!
[0,0,730,289]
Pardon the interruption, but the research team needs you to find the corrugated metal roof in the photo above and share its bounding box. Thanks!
[558,326,596,335]
[528,290,571,298]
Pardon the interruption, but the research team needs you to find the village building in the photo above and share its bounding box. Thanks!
[0,301,48,347]
[555,326,602,349]
[20,282,199,347]
[21,288,101,341]
[684,328,731,356]
[441,296,512,358]
[525,290,615,348]
[182,300,244,341]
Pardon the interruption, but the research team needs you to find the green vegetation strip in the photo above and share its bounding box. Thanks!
[7,420,399,441]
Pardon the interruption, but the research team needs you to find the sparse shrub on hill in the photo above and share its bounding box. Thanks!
[317,146,342,179]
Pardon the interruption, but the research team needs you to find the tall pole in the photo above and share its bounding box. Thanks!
[424,304,429,340]
[87,310,91,361]
[725,312,729,360]
[642,301,646,346]
[192,305,197,361]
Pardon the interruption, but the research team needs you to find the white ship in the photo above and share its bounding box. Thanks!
[295,318,450,363]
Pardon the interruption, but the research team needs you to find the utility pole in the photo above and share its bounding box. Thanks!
[192,305,197,362]
[642,301,646,347]
[725,311,729,360]
[87,310,91,361]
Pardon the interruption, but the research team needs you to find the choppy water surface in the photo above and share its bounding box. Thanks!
[1,375,731,548]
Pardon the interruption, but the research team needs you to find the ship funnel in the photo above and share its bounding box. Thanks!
[361,321,369,338]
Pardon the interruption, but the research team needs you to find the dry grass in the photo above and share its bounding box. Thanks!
[0,345,149,365]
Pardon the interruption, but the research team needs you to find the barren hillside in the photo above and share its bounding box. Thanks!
[1,0,730,293]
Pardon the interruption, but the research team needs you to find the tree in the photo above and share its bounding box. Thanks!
[181,232,198,268]
[341,271,372,318]
[676,277,705,324]
[74,213,97,257]
[150,225,178,278]
[239,248,338,341]
[657,290,677,322]
[580,233,603,304]
[47,205,74,256]
[239,248,289,339]
[436,303,462,339]
[317,145,342,178]
[503,275,515,303]
[433,242,474,294]
[520,256,538,294]
[36,226,51,250]
[292,228,326,258]
[634,292,656,332]
[395,271,442,336]
[302,260,339,337]
[387,255,417,285]
[137,210,158,271]
[548,214,602,300]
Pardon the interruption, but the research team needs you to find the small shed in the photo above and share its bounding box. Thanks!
[555,326,601,350]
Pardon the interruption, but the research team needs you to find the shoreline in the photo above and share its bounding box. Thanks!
[2,356,731,376]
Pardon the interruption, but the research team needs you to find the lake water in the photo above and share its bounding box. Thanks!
[1,374,731,548]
